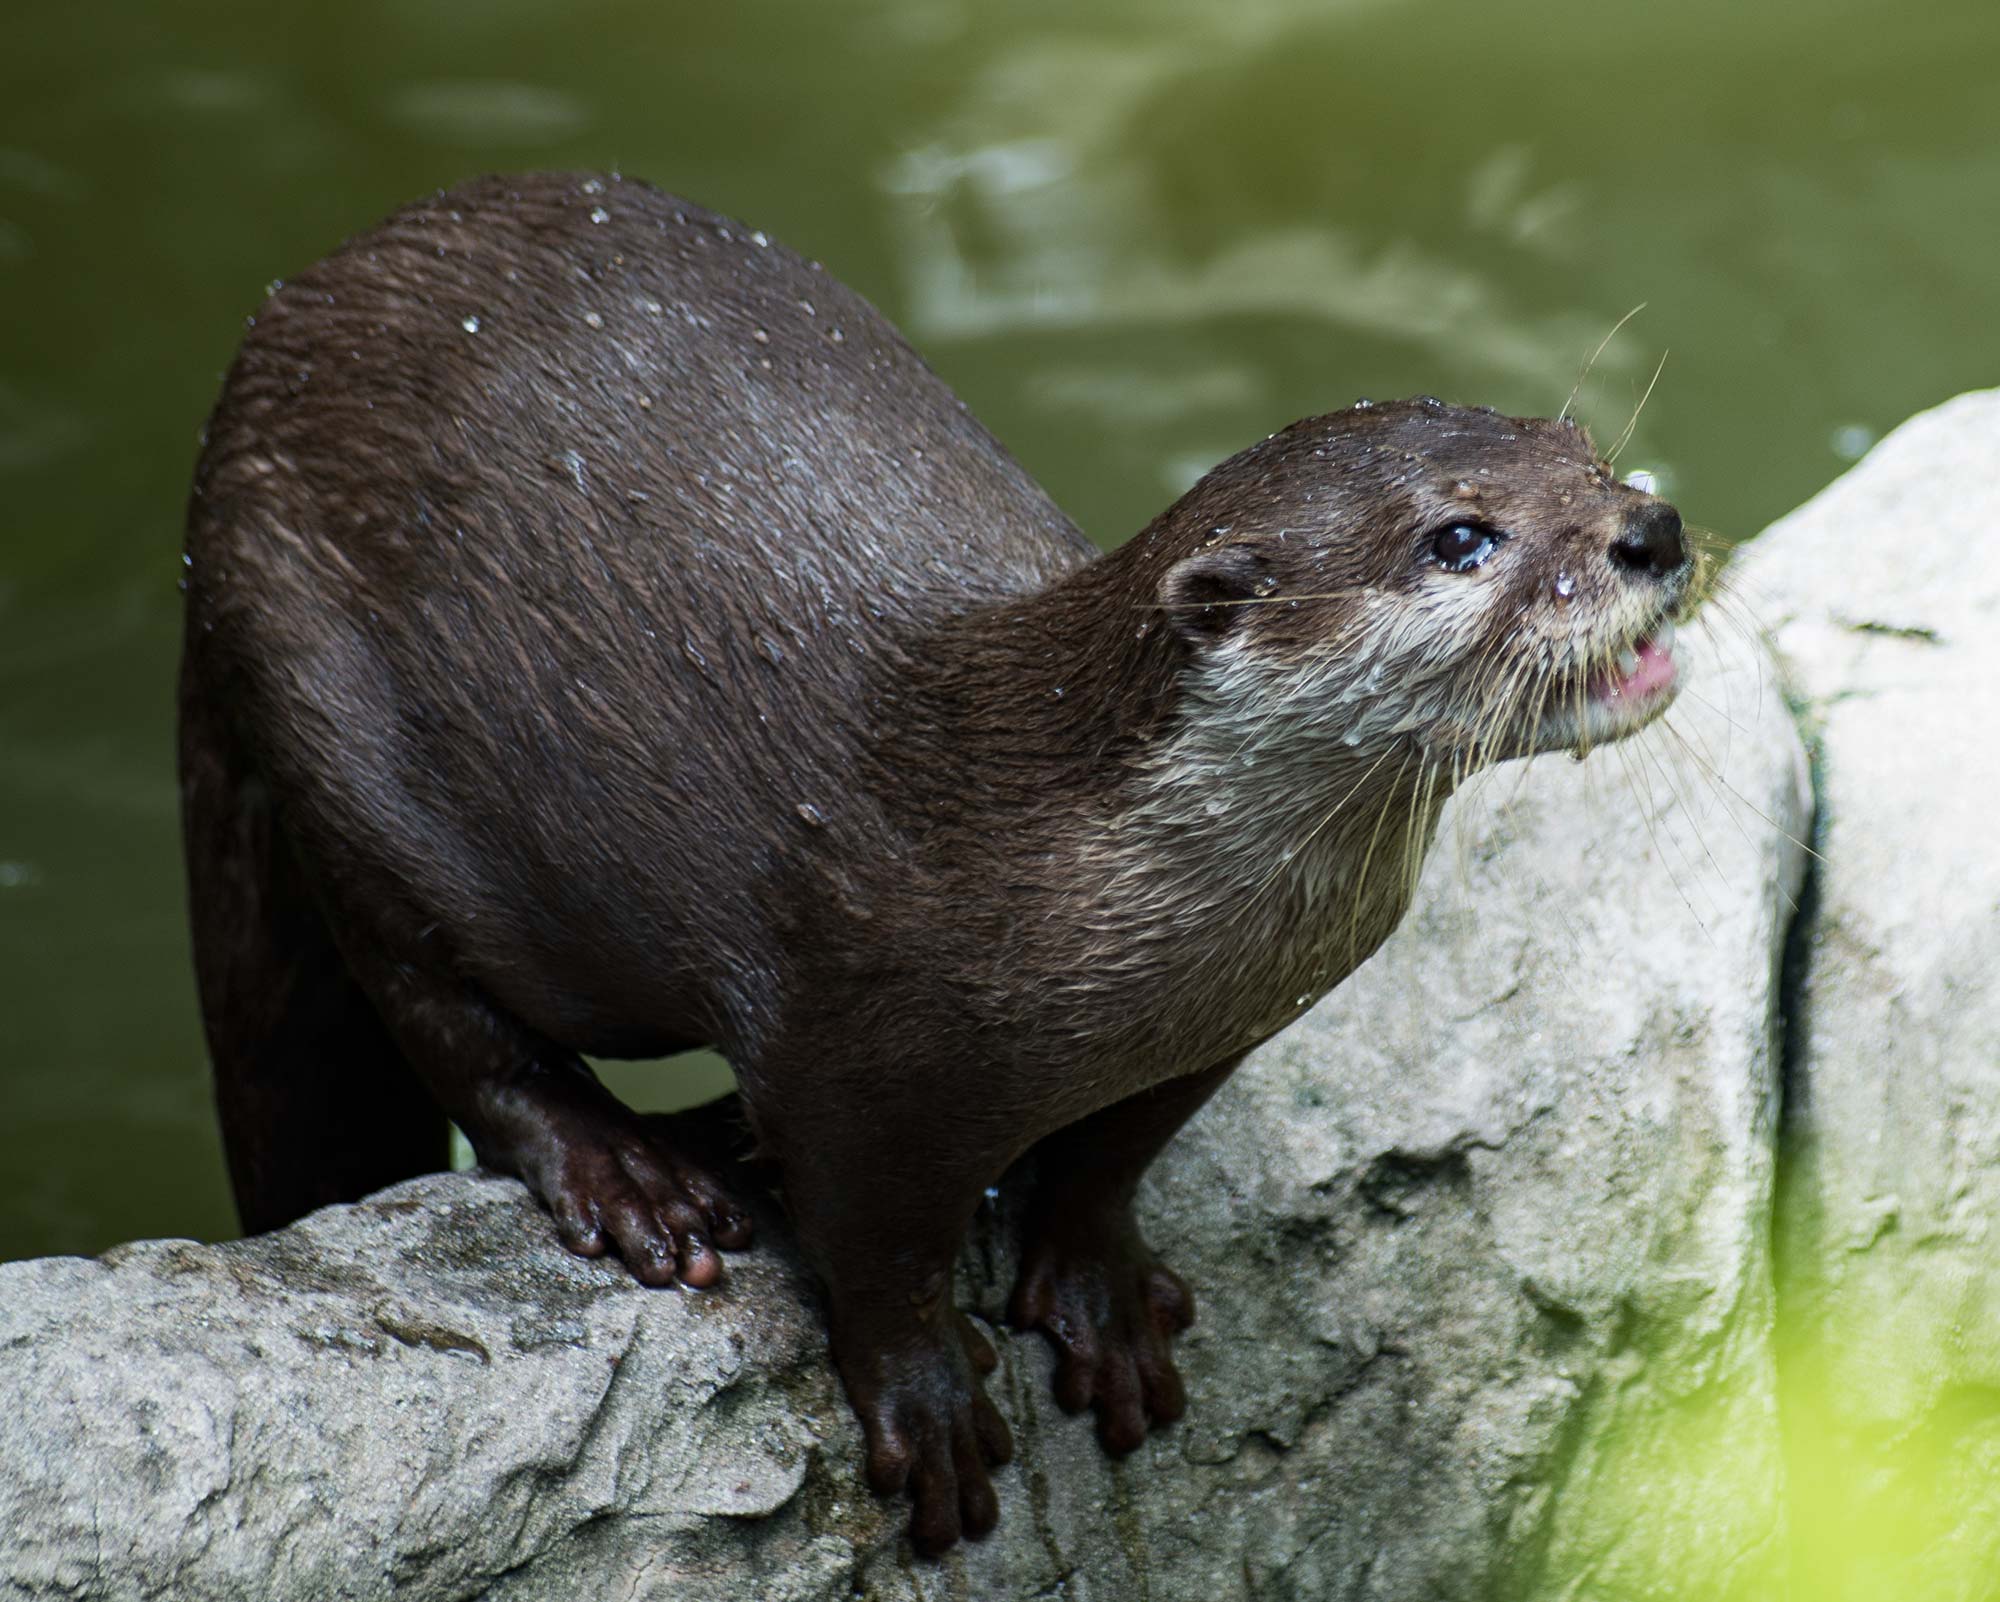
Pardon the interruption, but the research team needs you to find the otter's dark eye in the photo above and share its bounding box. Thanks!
[1431,522,1499,573]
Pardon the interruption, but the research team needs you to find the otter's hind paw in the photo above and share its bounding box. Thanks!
[1008,1221,1194,1454]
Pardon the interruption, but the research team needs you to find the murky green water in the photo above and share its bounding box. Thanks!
[5,1,1999,1592]
[1,0,1993,1226]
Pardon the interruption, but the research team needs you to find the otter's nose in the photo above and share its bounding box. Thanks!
[1610,500,1685,579]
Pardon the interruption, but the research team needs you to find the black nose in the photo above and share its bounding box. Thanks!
[1610,500,1685,578]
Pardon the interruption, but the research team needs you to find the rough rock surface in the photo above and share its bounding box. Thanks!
[1,607,1810,1598]
[1731,389,2000,1602]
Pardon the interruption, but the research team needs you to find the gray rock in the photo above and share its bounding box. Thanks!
[0,595,1810,1600]
[1731,388,2000,1602]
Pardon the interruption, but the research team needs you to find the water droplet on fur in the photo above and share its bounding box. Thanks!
[1553,572,1577,603]
[797,298,815,317]
[796,802,827,827]
[750,230,770,247]
[1050,685,1065,699]
[755,634,784,666]
[583,311,604,329]
[1294,994,1312,1008]
[1352,397,1374,409]
[829,326,845,344]
[681,636,709,673]
[265,278,283,297]
[751,328,770,345]
[589,206,610,225]
[581,177,605,195]
[460,314,481,333]
[1341,728,1363,747]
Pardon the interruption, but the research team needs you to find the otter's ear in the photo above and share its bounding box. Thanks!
[1159,543,1271,644]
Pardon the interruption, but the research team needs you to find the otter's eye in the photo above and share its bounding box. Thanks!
[1431,522,1499,573]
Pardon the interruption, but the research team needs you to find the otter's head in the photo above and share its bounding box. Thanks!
[1149,396,1696,772]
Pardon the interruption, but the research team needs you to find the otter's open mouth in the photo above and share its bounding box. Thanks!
[1543,613,1682,754]
[1584,616,1679,712]
[1513,615,1686,760]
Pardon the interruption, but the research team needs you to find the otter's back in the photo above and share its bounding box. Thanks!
[184,172,1090,1041]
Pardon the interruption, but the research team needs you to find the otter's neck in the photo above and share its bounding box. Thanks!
[867,536,1187,821]
[1101,647,1458,998]
[870,541,1459,1053]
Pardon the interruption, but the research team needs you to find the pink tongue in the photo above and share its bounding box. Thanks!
[1592,636,1677,701]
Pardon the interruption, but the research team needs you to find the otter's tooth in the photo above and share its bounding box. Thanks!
[1615,646,1641,677]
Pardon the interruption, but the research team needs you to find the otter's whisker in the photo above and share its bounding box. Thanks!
[1607,348,1670,465]
[1559,301,1647,424]
[1639,720,1746,912]
[1655,716,1819,875]
[1628,725,1729,922]
[1151,587,1376,612]
[1344,750,1416,966]
[1613,734,1717,944]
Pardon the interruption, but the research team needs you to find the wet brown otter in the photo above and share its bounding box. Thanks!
[179,171,1694,1555]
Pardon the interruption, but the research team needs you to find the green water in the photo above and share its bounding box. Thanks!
[2,2,1997,1587]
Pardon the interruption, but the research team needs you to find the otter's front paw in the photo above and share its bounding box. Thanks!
[489,1099,753,1288]
[836,1311,1015,1555]
[1008,1216,1194,1453]
[540,1129,752,1288]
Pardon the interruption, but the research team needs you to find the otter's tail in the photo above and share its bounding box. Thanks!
[179,646,447,1234]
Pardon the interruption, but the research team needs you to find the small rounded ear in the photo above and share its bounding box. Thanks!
[1159,543,1272,643]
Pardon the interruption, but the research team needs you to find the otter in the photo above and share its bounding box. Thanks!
[179,171,1693,1555]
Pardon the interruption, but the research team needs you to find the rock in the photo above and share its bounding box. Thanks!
[0,599,1811,1600]
[0,1174,860,1601]
[1730,388,2000,1602]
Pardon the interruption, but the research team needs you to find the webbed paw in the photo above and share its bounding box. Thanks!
[487,1092,753,1287]
[836,1309,1014,1554]
[1008,1213,1194,1453]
